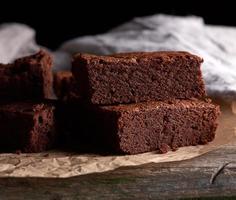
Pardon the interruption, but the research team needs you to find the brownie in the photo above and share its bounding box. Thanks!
[91,99,220,154]
[0,102,56,153]
[53,71,80,101]
[0,50,53,100]
[72,51,206,105]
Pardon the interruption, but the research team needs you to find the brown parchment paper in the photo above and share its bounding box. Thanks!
[0,99,235,178]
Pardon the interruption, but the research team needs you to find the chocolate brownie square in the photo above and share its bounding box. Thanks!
[91,99,220,154]
[0,102,56,153]
[0,50,53,100]
[72,51,206,105]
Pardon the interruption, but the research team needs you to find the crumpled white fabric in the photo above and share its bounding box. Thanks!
[1,14,236,98]
[0,23,39,63]
[0,23,68,72]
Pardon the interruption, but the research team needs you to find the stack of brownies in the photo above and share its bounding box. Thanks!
[0,50,220,154]
[54,51,220,154]
[0,50,57,153]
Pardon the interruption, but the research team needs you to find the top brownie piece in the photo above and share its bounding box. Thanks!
[72,51,206,105]
[0,50,53,100]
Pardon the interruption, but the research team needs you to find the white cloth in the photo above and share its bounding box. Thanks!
[0,23,39,63]
[1,14,236,98]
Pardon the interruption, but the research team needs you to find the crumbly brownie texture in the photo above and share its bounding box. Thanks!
[53,71,80,101]
[0,102,56,153]
[93,99,220,154]
[0,50,53,99]
[72,51,206,105]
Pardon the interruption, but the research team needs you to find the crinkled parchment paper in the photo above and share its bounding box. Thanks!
[0,99,235,178]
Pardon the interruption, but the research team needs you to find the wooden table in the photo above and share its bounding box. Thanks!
[0,141,236,200]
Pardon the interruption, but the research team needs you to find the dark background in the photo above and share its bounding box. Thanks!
[1,1,235,49]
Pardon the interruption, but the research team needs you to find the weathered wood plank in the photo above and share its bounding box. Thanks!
[0,142,236,200]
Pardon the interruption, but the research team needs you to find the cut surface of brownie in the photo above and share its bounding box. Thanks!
[91,99,220,154]
[72,51,206,105]
[0,102,56,153]
[0,50,53,100]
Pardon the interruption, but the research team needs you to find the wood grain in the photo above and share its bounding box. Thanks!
[0,142,236,200]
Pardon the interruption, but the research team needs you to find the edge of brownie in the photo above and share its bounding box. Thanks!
[73,51,203,64]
